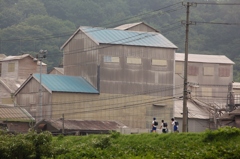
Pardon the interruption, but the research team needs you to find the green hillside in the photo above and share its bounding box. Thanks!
[0,0,239,80]
[1,126,240,159]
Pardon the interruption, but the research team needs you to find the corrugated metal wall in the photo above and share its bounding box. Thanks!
[15,78,52,121]
[61,31,177,128]
[51,92,173,129]
[175,61,232,105]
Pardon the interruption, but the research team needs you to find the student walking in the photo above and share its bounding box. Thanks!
[151,117,158,133]
[171,118,179,133]
[160,120,168,133]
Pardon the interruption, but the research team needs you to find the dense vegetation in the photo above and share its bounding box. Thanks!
[0,0,239,80]
[0,126,240,159]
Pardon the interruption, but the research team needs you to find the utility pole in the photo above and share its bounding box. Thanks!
[62,114,65,135]
[182,2,195,132]
[36,49,47,121]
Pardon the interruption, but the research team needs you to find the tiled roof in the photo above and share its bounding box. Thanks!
[33,74,99,94]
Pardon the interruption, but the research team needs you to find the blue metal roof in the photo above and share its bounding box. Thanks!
[81,26,177,49]
[33,74,99,94]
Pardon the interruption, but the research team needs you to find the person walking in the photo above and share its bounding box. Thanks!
[151,117,158,133]
[171,118,179,133]
[160,120,168,133]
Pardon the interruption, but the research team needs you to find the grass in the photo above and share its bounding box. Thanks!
[49,127,240,159]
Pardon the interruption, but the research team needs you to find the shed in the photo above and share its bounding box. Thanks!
[14,74,99,122]
[34,119,127,135]
[0,106,35,133]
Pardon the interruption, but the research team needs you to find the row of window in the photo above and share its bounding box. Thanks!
[103,56,167,66]
[176,64,230,77]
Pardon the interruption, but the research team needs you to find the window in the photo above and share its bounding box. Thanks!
[204,67,214,76]
[152,59,167,66]
[103,56,119,63]
[188,65,198,76]
[8,63,15,72]
[127,57,141,64]
[219,67,230,77]
[2,98,13,104]
[175,64,183,74]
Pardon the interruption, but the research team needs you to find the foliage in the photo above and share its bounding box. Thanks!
[0,130,53,159]
[1,127,240,158]
[0,0,239,79]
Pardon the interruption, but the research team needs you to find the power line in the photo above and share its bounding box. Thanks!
[194,21,240,25]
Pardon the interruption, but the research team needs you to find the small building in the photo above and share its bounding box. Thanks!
[0,106,35,133]
[34,119,127,135]
[14,74,99,122]
[0,54,47,106]
[0,54,47,79]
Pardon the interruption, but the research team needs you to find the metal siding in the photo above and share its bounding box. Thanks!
[18,57,38,79]
[63,31,98,88]
[51,92,173,129]
[99,46,174,96]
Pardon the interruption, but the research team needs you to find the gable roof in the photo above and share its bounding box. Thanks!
[175,53,234,64]
[0,106,35,122]
[114,22,159,32]
[0,54,47,65]
[61,26,177,50]
[15,74,99,94]
[0,78,25,93]
[48,67,64,75]
[1,54,32,61]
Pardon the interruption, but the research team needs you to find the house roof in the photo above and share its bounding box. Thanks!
[61,26,177,50]
[0,106,35,122]
[1,54,32,61]
[0,78,25,93]
[175,53,234,64]
[35,119,127,132]
[174,99,210,119]
[114,22,159,32]
[29,74,98,94]
[0,54,47,65]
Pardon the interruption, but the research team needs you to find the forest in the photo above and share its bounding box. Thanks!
[0,0,239,80]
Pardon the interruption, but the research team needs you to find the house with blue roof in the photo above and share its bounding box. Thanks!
[58,23,178,130]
